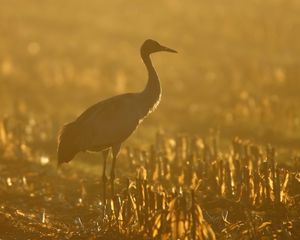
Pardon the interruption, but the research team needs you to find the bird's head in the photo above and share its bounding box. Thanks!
[141,39,177,56]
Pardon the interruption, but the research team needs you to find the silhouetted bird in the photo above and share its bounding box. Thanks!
[57,39,177,198]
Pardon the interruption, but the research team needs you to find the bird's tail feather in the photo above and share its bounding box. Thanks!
[57,122,80,166]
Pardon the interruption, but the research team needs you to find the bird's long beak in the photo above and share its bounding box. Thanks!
[160,45,178,53]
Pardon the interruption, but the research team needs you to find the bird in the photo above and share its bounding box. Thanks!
[57,39,177,200]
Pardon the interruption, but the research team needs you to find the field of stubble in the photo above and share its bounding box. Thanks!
[0,0,300,239]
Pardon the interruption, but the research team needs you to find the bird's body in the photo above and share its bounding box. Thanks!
[57,39,176,198]
[58,91,160,162]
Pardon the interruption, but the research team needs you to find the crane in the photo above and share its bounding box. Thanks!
[57,39,177,199]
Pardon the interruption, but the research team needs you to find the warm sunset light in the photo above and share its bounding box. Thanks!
[0,0,299,239]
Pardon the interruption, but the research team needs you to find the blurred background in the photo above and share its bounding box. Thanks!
[2,1,300,238]
[0,0,300,158]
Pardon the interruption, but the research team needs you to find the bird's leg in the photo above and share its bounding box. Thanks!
[102,149,109,204]
[110,144,121,197]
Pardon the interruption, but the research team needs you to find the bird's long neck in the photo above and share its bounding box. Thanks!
[140,52,161,112]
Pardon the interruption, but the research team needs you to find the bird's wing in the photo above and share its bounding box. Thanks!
[75,93,142,150]
[76,94,124,122]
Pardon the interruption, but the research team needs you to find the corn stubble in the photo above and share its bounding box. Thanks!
[0,117,300,239]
